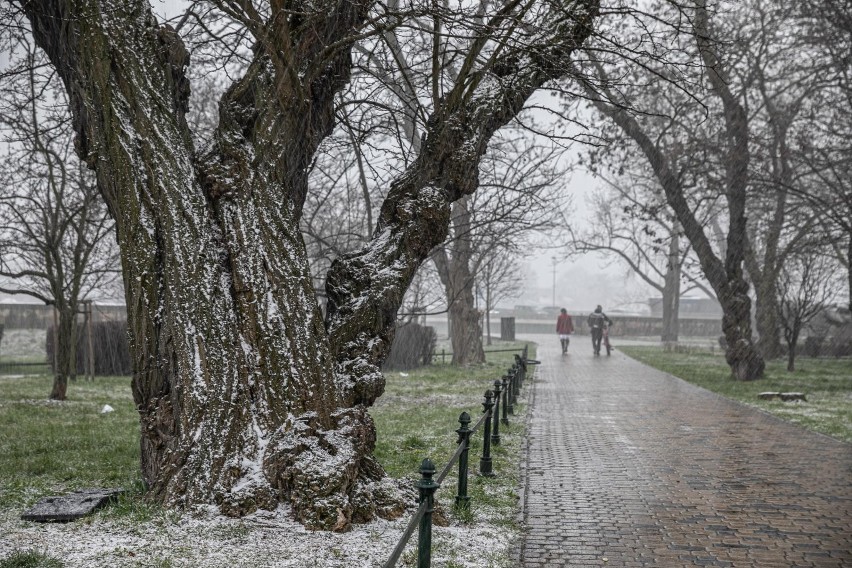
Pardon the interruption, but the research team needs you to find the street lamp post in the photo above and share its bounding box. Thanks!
[551,256,557,307]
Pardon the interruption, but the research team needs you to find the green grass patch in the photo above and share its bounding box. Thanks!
[0,375,142,511]
[0,550,63,568]
[373,341,532,537]
[621,346,852,443]
[0,341,534,549]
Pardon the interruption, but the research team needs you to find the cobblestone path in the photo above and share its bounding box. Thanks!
[518,337,852,567]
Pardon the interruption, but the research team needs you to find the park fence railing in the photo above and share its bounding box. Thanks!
[431,346,527,365]
[383,345,541,568]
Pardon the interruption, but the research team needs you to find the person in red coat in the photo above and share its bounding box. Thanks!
[556,308,574,354]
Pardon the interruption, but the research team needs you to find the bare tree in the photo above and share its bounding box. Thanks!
[0,41,119,400]
[8,0,600,529]
[565,0,792,380]
[736,0,830,359]
[572,169,718,342]
[794,0,852,310]
[570,0,841,366]
[433,132,569,363]
[777,253,838,371]
[339,6,576,366]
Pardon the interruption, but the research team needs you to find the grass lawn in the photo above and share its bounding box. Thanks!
[0,340,534,567]
[0,375,142,512]
[375,342,531,529]
[621,346,852,443]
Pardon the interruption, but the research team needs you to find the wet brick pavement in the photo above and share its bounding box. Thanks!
[518,337,852,567]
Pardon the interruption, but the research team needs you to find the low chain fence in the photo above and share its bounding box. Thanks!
[384,345,540,568]
[431,347,528,365]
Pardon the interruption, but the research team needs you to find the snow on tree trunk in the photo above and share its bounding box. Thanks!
[24,0,391,530]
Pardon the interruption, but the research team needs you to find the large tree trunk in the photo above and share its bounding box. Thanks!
[24,0,599,529]
[745,240,782,360]
[449,296,485,365]
[433,199,485,366]
[50,305,77,401]
[25,0,385,530]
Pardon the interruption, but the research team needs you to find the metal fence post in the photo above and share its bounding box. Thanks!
[491,380,502,446]
[509,367,518,409]
[479,390,494,476]
[501,375,510,426]
[505,371,514,416]
[516,353,527,386]
[455,412,472,509]
[417,458,440,568]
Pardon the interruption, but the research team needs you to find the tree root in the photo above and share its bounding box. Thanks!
[260,407,412,531]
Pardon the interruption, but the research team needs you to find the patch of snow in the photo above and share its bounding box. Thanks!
[0,502,516,567]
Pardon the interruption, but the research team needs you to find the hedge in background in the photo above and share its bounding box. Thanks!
[46,320,131,376]
[383,322,436,371]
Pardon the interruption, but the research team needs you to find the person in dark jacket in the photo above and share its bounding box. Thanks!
[556,308,574,354]
[587,305,612,356]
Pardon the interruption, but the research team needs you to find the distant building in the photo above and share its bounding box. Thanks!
[648,297,722,319]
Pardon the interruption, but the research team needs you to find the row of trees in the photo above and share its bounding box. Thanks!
[1,0,846,529]
[564,0,850,372]
[0,38,120,399]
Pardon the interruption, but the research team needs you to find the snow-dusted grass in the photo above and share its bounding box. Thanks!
[621,346,852,442]
[0,344,534,567]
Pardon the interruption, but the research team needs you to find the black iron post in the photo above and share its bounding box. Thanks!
[491,380,502,446]
[501,375,510,426]
[417,458,440,568]
[514,354,523,387]
[455,412,472,509]
[509,365,521,405]
[505,371,514,415]
[479,390,494,476]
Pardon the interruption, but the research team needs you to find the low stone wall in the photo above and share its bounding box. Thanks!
[512,316,721,337]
